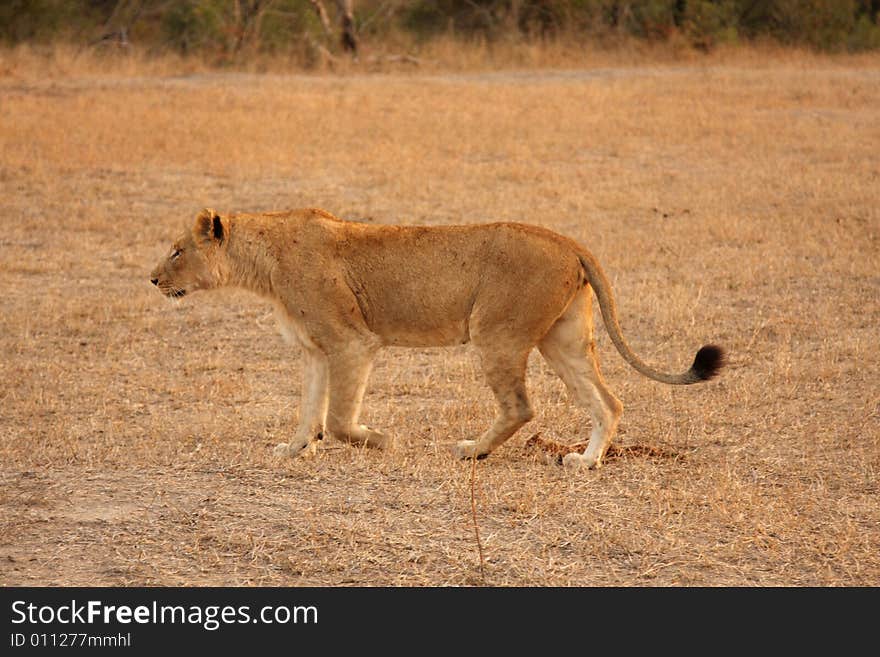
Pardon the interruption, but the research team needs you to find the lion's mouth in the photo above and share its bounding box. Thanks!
[162,287,187,299]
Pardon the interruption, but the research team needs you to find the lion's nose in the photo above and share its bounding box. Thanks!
[150,278,159,286]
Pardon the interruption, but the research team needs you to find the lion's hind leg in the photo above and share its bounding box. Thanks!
[538,290,623,470]
[453,346,534,460]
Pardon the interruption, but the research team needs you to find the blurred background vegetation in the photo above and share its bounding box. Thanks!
[1,0,879,61]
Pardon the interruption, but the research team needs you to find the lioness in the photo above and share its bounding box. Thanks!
[150,208,724,469]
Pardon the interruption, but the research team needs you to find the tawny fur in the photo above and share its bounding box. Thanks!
[150,208,724,469]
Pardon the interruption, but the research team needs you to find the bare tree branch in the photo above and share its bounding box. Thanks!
[230,0,277,54]
[308,0,333,37]
[91,0,145,48]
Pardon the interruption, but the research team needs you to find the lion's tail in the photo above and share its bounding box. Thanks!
[576,251,725,385]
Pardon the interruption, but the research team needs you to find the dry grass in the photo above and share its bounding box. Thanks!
[1,49,878,586]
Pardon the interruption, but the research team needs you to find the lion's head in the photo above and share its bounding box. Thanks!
[150,208,227,298]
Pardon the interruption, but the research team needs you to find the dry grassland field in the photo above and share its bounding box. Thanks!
[0,51,878,586]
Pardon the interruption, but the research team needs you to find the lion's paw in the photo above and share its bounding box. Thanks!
[562,452,600,471]
[452,440,489,460]
[273,443,292,458]
[273,440,317,459]
[360,427,393,450]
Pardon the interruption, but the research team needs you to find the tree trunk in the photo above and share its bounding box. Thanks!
[231,0,275,54]
[335,0,358,56]
[673,0,687,28]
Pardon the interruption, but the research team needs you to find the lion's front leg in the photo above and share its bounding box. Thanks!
[274,349,329,458]
[323,346,392,450]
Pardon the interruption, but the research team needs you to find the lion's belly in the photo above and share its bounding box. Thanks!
[372,318,471,348]
[365,291,473,346]
[353,269,478,348]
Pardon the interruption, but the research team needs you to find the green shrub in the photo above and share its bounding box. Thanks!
[161,1,225,53]
[849,11,880,49]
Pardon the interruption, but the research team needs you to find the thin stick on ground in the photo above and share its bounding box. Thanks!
[470,453,486,584]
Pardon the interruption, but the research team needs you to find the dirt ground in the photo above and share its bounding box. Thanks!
[0,56,878,586]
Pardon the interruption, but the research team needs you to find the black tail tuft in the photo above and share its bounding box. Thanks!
[691,344,726,381]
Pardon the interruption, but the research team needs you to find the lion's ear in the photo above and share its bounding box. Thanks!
[193,208,224,245]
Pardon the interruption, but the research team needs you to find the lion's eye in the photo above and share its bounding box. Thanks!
[171,249,181,260]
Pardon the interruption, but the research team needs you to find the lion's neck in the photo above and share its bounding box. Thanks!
[222,223,278,298]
